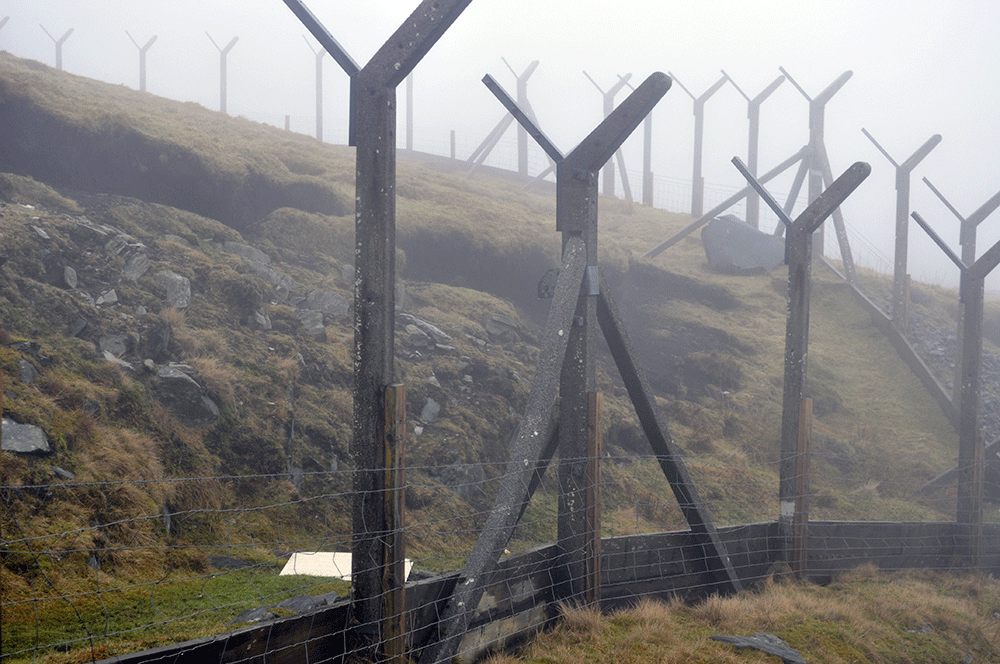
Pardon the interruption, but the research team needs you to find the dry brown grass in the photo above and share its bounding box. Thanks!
[494,566,1000,664]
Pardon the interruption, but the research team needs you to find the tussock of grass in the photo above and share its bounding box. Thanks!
[489,567,1000,664]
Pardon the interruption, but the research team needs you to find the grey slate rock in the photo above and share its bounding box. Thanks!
[702,214,785,275]
[209,555,254,570]
[18,358,37,385]
[124,253,150,281]
[220,241,270,265]
[2,418,51,454]
[99,333,134,358]
[97,289,118,306]
[250,309,272,331]
[421,398,441,422]
[51,466,76,480]
[294,309,326,340]
[276,594,327,613]
[229,607,277,625]
[63,265,78,289]
[300,289,348,317]
[163,234,192,247]
[711,633,807,664]
[152,366,219,424]
[154,270,191,309]
[69,318,88,338]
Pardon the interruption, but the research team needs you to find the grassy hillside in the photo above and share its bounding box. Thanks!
[0,52,976,661]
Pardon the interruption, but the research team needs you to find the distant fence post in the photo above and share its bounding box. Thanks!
[922,179,1000,407]
[780,68,852,259]
[206,33,238,114]
[722,70,784,228]
[40,25,73,71]
[669,72,728,218]
[126,32,157,92]
[861,129,941,333]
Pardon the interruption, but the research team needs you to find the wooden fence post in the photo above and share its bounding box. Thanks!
[383,384,407,663]
[585,392,602,605]
[792,398,812,578]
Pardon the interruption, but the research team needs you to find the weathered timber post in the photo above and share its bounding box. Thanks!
[405,72,413,151]
[734,157,871,561]
[923,179,1000,406]
[792,398,812,578]
[669,72,728,218]
[862,129,942,333]
[780,68,852,258]
[40,25,73,71]
[583,71,632,198]
[420,73,670,664]
[722,70,784,228]
[126,32,157,92]
[303,36,326,142]
[911,210,1000,569]
[384,384,407,663]
[206,33,238,114]
[281,2,472,659]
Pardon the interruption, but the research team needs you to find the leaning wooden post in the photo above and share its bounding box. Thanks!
[734,157,870,562]
[281,2,472,658]
[910,211,1000,570]
[585,392,602,604]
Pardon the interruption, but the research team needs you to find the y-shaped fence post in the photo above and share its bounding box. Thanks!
[282,2,473,659]
[126,32,157,93]
[467,59,545,176]
[40,25,73,71]
[722,71,784,228]
[669,72,728,218]
[419,72,670,664]
[583,71,633,201]
[734,157,871,565]
[780,68,852,259]
[911,211,1000,569]
[205,33,238,113]
[923,179,1000,406]
[862,129,942,333]
[302,36,326,141]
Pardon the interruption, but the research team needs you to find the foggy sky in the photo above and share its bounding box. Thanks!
[3,1,999,290]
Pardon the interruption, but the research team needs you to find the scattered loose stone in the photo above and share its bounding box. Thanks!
[421,398,441,422]
[51,466,76,480]
[710,633,806,664]
[124,253,150,281]
[1,418,51,454]
[154,270,191,309]
[18,358,37,385]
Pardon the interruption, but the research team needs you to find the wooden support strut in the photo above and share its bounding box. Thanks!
[596,269,741,593]
[792,398,812,578]
[383,385,407,663]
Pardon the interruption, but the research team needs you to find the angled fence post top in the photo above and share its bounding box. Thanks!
[780,67,852,106]
[862,129,942,177]
[484,71,670,171]
[722,69,785,110]
[924,178,1000,245]
[283,0,472,143]
[669,71,727,106]
[126,32,157,52]
[206,33,238,54]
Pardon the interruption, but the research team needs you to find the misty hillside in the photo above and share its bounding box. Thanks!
[0,51,978,659]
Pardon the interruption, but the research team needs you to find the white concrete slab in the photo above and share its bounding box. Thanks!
[279,552,412,580]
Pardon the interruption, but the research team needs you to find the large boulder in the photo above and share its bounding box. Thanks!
[151,366,219,425]
[701,214,784,275]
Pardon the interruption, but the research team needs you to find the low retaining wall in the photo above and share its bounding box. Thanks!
[96,521,1000,664]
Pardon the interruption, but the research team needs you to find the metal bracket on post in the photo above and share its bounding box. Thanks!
[734,158,871,563]
[669,72,729,218]
[911,209,1000,571]
[126,32,157,92]
[722,70,784,228]
[862,128,942,332]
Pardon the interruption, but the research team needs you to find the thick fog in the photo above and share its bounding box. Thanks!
[3,0,999,290]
